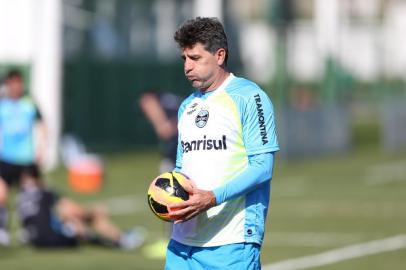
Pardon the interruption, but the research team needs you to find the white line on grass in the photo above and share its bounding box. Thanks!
[365,160,406,185]
[263,234,406,270]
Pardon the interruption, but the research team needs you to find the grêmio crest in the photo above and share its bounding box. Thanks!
[195,109,209,128]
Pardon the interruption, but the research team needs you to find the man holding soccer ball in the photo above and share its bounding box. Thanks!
[166,17,279,269]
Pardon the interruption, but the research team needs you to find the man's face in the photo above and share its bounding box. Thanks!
[181,43,224,91]
[6,76,24,99]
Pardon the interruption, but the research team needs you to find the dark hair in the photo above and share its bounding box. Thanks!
[6,69,22,80]
[174,17,228,64]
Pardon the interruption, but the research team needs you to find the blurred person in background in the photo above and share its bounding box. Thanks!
[139,91,181,173]
[0,69,47,246]
[165,17,279,270]
[17,167,145,250]
[0,79,7,98]
[140,91,182,258]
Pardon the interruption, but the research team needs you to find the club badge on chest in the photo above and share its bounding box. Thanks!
[195,108,209,128]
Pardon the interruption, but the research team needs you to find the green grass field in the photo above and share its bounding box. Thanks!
[1,145,405,270]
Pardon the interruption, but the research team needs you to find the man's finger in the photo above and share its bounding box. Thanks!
[168,200,190,209]
[182,181,195,193]
[168,206,192,217]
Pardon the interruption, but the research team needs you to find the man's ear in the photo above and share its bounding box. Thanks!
[216,48,226,66]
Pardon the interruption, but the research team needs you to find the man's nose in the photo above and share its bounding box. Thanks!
[184,59,193,74]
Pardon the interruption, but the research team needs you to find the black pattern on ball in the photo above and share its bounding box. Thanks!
[155,178,171,193]
[148,195,168,214]
[172,174,189,200]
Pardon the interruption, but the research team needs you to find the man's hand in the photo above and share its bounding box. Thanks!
[168,183,217,224]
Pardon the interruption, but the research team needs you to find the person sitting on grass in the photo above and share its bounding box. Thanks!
[16,167,145,250]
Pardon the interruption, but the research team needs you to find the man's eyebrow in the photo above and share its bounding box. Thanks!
[186,53,200,59]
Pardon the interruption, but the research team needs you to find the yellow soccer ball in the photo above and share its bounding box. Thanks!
[147,171,192,222]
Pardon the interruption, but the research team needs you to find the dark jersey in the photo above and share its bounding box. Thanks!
[157,93,182,163]
[17,187,77,247]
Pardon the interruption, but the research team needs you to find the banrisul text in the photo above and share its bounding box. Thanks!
[181,135,227,153]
